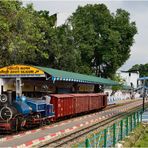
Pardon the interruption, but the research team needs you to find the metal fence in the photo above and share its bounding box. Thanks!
[74,110,142,148]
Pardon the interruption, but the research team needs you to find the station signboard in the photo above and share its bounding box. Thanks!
[0,65,45,77]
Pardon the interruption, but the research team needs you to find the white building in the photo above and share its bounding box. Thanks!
[117,71,139,88]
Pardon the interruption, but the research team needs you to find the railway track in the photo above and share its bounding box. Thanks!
[0,99,144,147]
[39,103,147,148]
[0,99,137,140]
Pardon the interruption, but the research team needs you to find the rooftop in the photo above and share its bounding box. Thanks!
[0,64,119,86]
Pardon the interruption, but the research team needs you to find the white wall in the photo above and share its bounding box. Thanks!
[104,88,132,105]
[118,71,139,88]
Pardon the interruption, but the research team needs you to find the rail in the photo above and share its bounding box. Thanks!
[0,99,139,140]
[76,110,142,147]
[38,102,147,147]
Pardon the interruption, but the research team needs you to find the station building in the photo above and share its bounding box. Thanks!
[117,70,139,88]
[0,64,118,97]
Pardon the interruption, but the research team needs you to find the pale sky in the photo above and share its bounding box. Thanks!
[23,0,148,70]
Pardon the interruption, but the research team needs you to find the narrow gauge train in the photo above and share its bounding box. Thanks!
[0,91,107,132]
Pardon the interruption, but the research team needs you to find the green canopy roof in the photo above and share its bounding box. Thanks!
[35,66,118,86]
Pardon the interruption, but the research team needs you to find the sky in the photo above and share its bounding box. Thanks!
[23,0,148,71]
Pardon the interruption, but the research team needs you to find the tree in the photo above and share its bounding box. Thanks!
[0,1,55,67]
[0,1,22,66]
[129,63,148,77]
[67,4,137,78]
[0,2,138,80]
[50,24,81,72]
[112,74,125,91]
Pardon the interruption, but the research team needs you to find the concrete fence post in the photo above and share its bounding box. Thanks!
[137,111,139,124]
[120,120,123,140]
[104,128,107,147]
[134,112,136,128]
[113,123,116,146]
[131,115,133,131]
[126,117,129,135]
[85,138,91,148]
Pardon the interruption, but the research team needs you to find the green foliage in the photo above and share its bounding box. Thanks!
[112,74,125,84]
[49,24,82,72]
[0,1,55,67]
[123,124,145,147]
[112,74,124,91]
[68,4,137,78]
[129,63,148,77]
[0,2,137,80]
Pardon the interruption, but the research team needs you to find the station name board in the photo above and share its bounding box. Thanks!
[0,65,44,75]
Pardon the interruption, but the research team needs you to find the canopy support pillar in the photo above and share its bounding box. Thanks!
[16,77,22,100]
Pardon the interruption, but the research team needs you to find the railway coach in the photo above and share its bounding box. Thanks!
[0,64,117,132]
[50,93,107,121]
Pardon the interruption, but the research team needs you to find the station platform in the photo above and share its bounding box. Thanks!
[0,100,144,147]
[116,98,142,104]
[108,98,142,105]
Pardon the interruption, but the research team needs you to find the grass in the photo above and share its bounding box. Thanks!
[122,124,148,147]
[134,125,148,147]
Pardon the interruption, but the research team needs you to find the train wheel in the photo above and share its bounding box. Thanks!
[11,118,19,132]
[17,115,26,130]
[12,115,24,132]
[46,119,50,125]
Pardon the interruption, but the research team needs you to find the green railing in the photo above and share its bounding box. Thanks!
[74,110,142,148]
